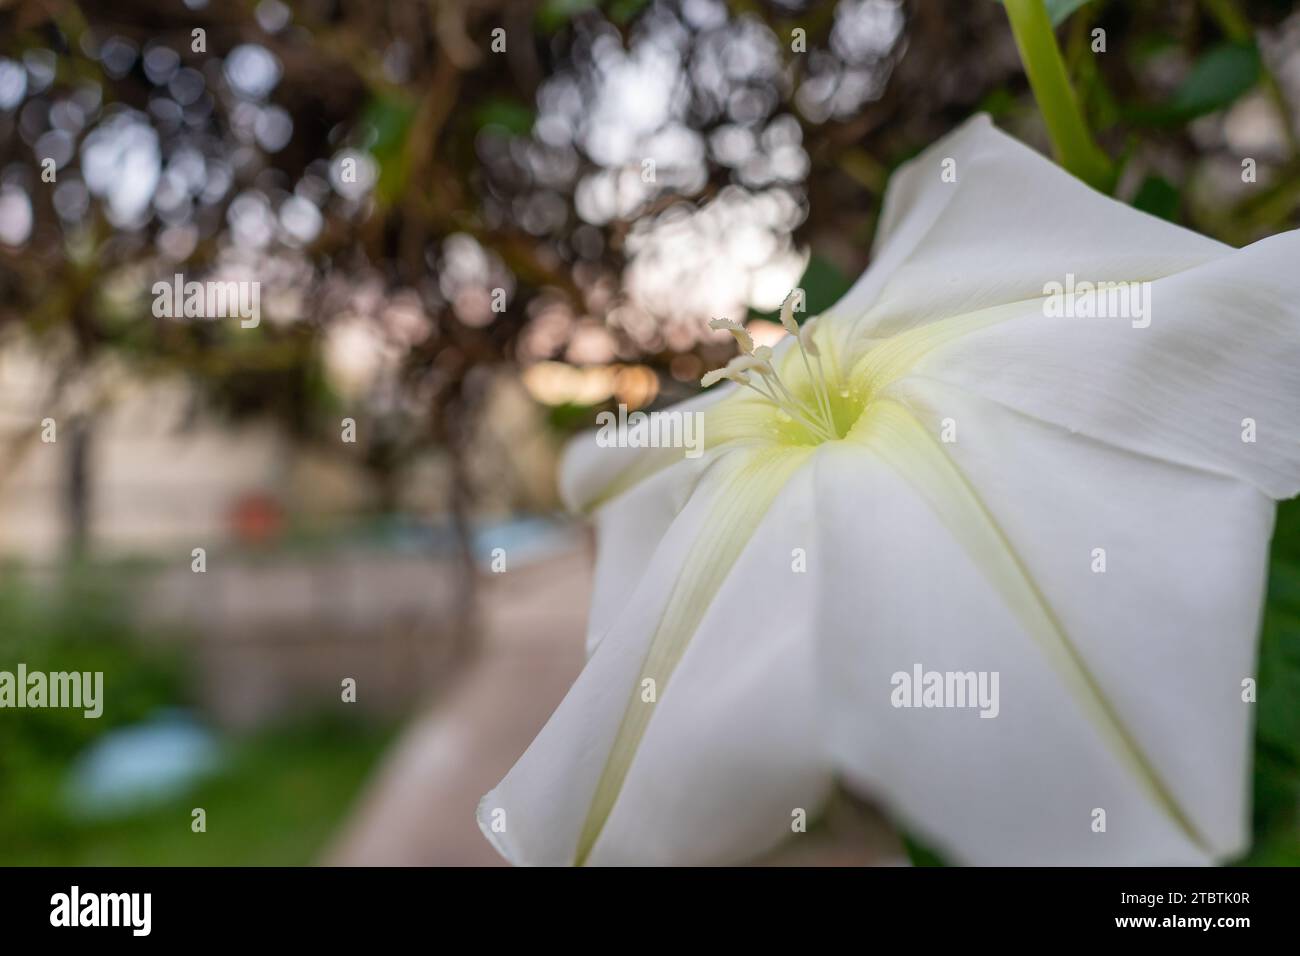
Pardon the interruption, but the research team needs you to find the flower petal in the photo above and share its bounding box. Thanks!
[559,386,735,514]
[584,454,711,655]
[587,456,832,864]
[826,115,1228,348]
[815,401,1232,864]
[571,394,796,654]
[479,446,828,865]
[912,230,1300,498]
[889,379,1272,859]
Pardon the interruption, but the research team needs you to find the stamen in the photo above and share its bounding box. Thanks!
[778,294,835,429]
[798,323,819,357]
[779,295,800,337]
[701,351,834,441]
[798,317,836,425]
[709,317,754,354]
[700,296,845,442]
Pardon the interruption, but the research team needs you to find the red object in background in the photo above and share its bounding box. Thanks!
[228,492,286,546]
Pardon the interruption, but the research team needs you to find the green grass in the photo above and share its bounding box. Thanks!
[1,719,394,866]
[0,569,396,866]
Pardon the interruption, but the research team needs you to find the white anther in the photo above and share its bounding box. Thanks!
[701,298,840,442]
[709,317,754,354]
[779,293,800,335]
[726,354,766,375]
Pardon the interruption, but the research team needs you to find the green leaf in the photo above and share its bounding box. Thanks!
[1170,42,1261,117]
[1258,607,1300,764]
[994,0,1095,28]
[547,401,600,433]
[976,87,1017,118]
[1043,0,1094,26]
[1243,747,1300,866]
[1240,498,1300,863]
[1129,42,1262,126]
[537,0,599,32]
[474,98,535,136]
[361,93,416,156]
[359,94,417,206]
[607,0,651,24]
[1131,175,1181,222]
[1271,496,1300,562]
[902,831,949,866]
[1267,558,1300,616]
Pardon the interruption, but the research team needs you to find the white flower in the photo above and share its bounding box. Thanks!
[478,115,1300,866]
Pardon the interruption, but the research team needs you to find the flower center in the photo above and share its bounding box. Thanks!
[703,294,864,445]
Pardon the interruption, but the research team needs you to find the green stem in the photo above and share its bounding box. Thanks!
[1004,0,1115,192]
